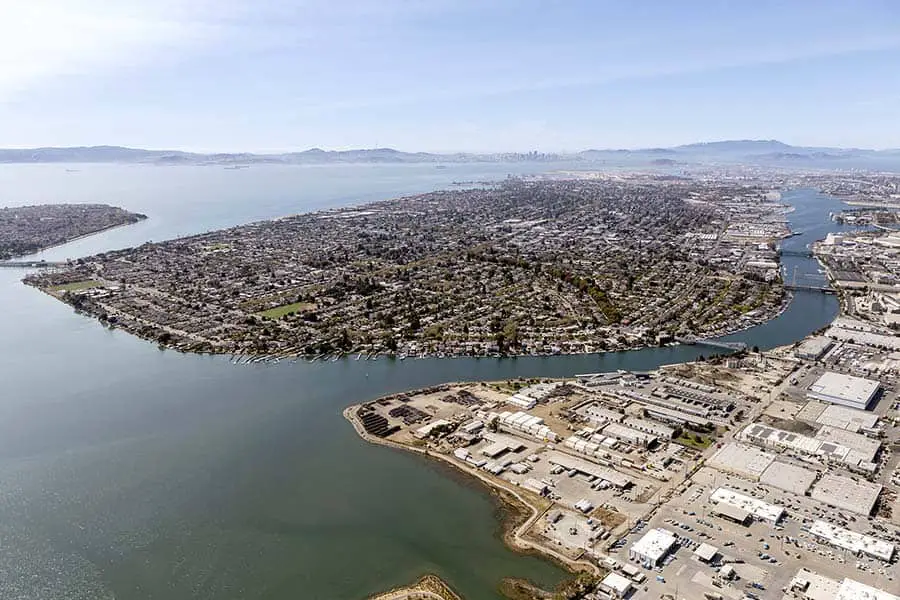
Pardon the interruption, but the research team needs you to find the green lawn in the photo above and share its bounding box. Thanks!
[49,280,103,293]
[675,433,714,450]
[256,301,315,319]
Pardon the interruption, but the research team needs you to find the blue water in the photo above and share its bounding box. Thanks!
[0,164,844,599]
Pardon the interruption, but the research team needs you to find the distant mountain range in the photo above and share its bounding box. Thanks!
[0,141,897,166]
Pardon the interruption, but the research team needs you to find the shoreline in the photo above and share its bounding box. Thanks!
[343,400,602,579]
[33,283,791,363]
[6,216,147,263]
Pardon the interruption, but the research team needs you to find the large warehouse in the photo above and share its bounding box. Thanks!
[806,372,881,410]
[810,473,882,516]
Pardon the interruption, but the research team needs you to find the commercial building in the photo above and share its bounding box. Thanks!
[496,411,559,442]
[506,393,537,410]
[707,442,775,480]
[546,451,633,489]
[789,569,900,600]
[599,573,632,598]
[810,473,882,516]
[711,502,750,526]
[629,528,677,567]
[809,520,895,562]
[806,372,881,410]
[759,461,817,495]
[709,487,784,525]
[795,336,834,361]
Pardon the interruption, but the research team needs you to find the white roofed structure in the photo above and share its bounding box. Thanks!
[807,371,881,410]
[629,528,677,566]
[710,487,784,524]
[809,520,895,562]
[810,473,881,516]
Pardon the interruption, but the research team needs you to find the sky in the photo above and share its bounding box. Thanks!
[0,0,899,153]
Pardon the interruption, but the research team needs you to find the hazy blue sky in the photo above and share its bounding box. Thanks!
[1,0,899,152]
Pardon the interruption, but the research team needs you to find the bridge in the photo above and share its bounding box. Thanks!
[776,248,813,258]
[675,336,748,352]
[0,260,68,268]
[785,283,835,294]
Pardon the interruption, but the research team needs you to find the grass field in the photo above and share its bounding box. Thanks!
[49,280,103,293]
[256,301,315,319]
[675,432,714,449]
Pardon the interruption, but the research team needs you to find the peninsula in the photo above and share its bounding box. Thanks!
[0,203,147,260]
[346,332,900,599]
[25,175,790,357]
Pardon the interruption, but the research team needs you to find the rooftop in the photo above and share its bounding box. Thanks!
[807,372,881,408]
[710,487,785,523]
[630,528,677,562]
[810,473,882,516]
[810,520,895,562]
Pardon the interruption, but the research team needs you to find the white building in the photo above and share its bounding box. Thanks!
[599,572,633,598]
[809,520,895,562]
[629,528,677,567]
[806,372,881,410]
[709,487,784,525]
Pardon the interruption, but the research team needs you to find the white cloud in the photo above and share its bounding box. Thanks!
[0,1,225,101]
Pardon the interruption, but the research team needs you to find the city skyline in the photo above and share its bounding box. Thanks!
[1,0,899,152]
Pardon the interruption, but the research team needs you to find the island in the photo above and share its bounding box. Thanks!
[0,203,147,260]
[24,175,790,357]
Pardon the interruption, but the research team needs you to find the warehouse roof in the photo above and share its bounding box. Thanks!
[711,502,750,524]
[810,473,882,516]
[707,442,775,479]
[810,521,895,562]
[815,404,879,432]
[710,487,784,523]
[835,577,900,600]
[807,372,880,408]
[759,461,817,495]
[815,425,880,462]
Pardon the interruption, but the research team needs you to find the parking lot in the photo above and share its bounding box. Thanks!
[606,466,899,599]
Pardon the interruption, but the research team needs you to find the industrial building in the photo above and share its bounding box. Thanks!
[546,451,633,489]
[795,336,834,361]
[707,442,775,480]
[602,422,658,447]
[814,425,881,463]
[789,569,900,600]
[809,520,895,562]
[798,402,881,433]
[506,394,536,410]
[643,405,713,429]
[577,402,624,426]
[810,473,882,516]
[629,528,677,567]
[709,487,785,525]
[599,573,633,598]
[759,461,817,495]
[740,422,876,473]
[623,416,676,439]
[806,371,881,410]
[496,411,559,442]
